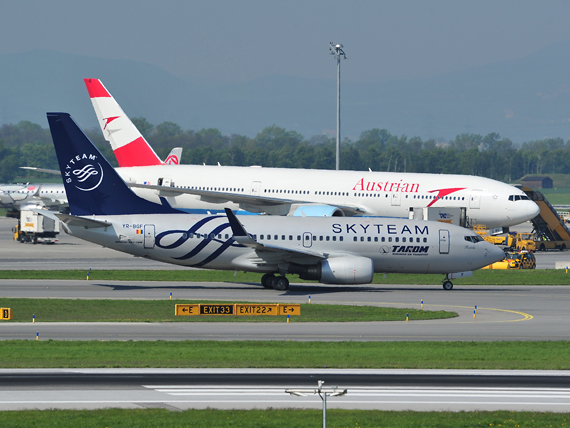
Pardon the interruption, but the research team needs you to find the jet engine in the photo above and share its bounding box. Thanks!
[286,256,374,284]
[292,205,345,217]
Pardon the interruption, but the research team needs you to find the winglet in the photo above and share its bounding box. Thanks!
[224,208,258,247]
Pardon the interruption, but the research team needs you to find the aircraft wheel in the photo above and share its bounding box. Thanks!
[273,276,289,291]
[442,280,453,291]
[561,244,567,251]
[539,244,546,251]
[261,274,276,289]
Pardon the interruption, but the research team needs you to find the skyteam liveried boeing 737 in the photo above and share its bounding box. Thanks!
[41,112,504,290]
[84,78,539,229]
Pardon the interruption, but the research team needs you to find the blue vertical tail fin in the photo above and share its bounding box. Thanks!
[47,112,181,216]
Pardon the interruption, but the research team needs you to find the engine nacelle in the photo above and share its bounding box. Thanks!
[287,256,374,284]
[292,205,344,217]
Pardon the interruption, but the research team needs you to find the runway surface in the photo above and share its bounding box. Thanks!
[2,217,570,270]
[0,279,568,341]
[1,369,569,412]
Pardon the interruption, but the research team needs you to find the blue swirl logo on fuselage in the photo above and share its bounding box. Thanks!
[154,215,245,267]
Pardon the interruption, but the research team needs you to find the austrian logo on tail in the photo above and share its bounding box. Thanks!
[103,116,120,130]
[65,153,104,192]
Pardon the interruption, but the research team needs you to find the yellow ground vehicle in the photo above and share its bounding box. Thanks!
[474,226,536,252]
[482,250,536,269]
[506,233,536,252]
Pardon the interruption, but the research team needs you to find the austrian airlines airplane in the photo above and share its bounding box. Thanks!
[84,79,540,228]
[43,112,504,290]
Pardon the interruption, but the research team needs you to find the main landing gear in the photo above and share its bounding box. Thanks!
[442,275,453,290]
[261,273,289,291]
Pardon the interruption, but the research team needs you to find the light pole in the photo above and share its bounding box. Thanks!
[286,380,347,428]
[329,42,347,171]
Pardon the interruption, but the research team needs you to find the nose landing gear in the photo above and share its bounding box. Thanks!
[442,274,453,290]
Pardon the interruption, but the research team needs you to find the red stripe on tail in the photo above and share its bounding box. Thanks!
[113,137,162,167]
[84,78,111,98]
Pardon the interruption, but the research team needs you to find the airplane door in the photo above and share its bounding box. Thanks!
[144,225,155,249]
[470,190,481,209]
[250,181,261,196]
[302,232,313,248]
[391,192,401,206]
[439,229,450,254]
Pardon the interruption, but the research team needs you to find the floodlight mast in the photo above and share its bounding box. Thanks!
[329,42,347,171]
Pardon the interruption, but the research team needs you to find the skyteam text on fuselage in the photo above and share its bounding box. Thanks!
[43,112,504,290]
[85,78,539,229]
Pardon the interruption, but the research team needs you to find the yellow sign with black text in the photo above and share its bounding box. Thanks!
[235,304,279,316]
[0,308,13,320]
[175,304,200,316]
[175,303,300,316]
[278,304,301,316]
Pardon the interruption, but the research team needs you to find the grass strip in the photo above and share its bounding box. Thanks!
[0,409,568,427]
[0,299,455,322]
[1,268,570,285]
[1,340,570,369]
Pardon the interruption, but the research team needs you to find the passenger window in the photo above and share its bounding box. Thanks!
[381,237,385,242]
[260,234,264,239]
[289,235,293,240]
[367,237,371,242]
[395,237,399,242]
[423,238,428,243]
[297,235,301,240]
[360,236,364,242]
[340,236,343,242]
[267,235,271,240]
[326,236,330,241]
[374,237,378,242]
[274,235,278,240]
[319,236,323,241]
[388,237,392,242]
[402,237,406,242]
[354,237,358,242]
[332,236,336,241]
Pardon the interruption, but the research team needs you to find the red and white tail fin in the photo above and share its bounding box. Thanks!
[84,78,163,167]
[164,147,183,165]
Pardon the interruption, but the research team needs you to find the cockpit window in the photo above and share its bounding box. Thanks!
[509,195,531,201]
[465,235,484,243]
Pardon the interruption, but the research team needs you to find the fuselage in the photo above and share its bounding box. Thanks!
[0,183,67,210]
[64,213,505,276]
[116,165,539,229]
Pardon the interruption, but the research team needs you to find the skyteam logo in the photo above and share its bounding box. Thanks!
[64,153,104,192]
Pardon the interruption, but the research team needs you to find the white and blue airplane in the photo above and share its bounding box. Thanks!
[40,112,504,290]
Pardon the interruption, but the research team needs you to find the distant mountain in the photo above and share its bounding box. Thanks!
[1,44,570,143]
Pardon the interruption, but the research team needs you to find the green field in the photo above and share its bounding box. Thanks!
[0,299,455,322]
[1,268,569,285]
[1,409,568,428]
[2,341,569,369]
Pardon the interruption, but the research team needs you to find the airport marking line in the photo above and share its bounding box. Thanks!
[331,301,533,323]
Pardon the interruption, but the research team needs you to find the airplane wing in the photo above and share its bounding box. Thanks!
[130,183,366,215]
[20,167,61,175]
[224,208,327,262]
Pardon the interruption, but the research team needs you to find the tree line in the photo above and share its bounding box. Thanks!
[1,118,570,183]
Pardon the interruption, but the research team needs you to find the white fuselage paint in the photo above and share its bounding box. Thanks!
[115,165,540,229]
[64,214,505,277]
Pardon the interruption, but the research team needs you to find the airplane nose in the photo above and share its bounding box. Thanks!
[487,244,505,263]
[527,201,540,219]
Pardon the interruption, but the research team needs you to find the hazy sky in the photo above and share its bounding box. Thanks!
[2,1,570,83]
